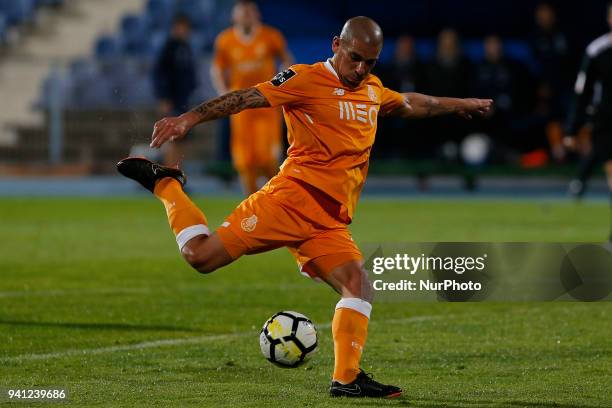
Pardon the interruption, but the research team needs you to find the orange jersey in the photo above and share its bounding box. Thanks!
[213,25,288,90]
[254,60,407,222]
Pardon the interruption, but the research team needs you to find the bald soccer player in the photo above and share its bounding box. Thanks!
[211,0,293,195]
[118,17,492,398]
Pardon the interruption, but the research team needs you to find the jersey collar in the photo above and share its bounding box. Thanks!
[324,58,340,80]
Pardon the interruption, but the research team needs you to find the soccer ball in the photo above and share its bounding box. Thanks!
[259,311,317,367]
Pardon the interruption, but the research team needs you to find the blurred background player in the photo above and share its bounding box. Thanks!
[152,14,198,167]
[211,0,293,195]
[565,1,612,239]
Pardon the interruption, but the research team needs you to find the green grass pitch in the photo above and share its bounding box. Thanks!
[0,197,610,407]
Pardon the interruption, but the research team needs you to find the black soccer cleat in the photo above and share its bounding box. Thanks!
[329,369,402,398]
[116,157,186,193]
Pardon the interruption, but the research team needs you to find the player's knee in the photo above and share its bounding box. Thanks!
[180,237,219,274]
[183,250,218,274]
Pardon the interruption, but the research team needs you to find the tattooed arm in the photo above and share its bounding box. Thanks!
[150,87,270,148]
[385,93,492,120]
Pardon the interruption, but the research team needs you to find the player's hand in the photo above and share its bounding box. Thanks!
[150,116,190,148]
[457,98,493,119]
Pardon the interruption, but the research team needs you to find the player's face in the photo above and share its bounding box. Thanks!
[332,37,380,89]
[232,3,260,28]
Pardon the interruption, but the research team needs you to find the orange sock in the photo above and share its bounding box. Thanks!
[153,178,209,250]
[332,298,372,384]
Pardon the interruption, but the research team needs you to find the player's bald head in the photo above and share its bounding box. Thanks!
[339,16,383,49]
[330,16,383,88]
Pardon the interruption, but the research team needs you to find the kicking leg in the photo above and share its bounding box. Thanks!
[154,177,233,273]
[117,157,233,273]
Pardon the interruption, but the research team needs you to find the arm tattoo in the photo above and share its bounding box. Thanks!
[190,87,270,123]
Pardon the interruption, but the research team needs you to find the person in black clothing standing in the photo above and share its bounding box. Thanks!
[473,35,526,155]
[565,2,612,240]
[374,35,428,160]
[153,15,198,166]
[422,29,472,153]
[383,35,423,94]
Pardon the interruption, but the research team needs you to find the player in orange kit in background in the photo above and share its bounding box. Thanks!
[118,16,492,398]
[211,0,293,194]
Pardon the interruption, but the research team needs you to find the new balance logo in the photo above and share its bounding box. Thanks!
[338,101,379,126]
[333,88,345,96]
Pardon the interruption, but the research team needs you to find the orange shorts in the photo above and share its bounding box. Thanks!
[230,107,282,171]
[216,175,362,279]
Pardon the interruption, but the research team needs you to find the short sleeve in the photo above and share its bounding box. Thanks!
[380,87,408,116]
[254,66,309,107]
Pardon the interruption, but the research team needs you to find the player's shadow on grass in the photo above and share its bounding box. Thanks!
[0,320,201,332]
[407,398,603,408]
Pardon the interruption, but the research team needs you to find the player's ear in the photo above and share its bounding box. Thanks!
[332,36,341,53]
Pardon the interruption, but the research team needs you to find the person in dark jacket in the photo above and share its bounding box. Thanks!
[153,15,198,166]
[422,29,472,151]
[473,35,528,154]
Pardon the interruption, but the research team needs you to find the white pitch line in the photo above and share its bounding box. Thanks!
[1,315,446,363]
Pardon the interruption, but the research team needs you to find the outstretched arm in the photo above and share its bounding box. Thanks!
[386,92,493,119]
[150,87,270,148]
